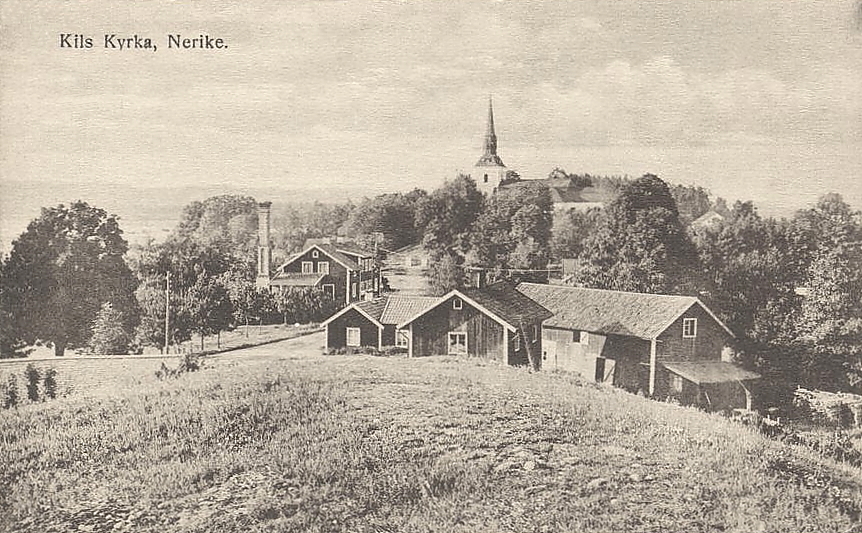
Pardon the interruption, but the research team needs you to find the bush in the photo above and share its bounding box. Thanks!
[24,364,40,401]
[42,368,58,399]
[2,374,19,408]
[156,353,205,380]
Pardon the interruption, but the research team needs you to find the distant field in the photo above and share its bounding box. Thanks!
[2,338,862,533]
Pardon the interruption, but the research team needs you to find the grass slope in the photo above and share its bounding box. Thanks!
[1,353,861,533]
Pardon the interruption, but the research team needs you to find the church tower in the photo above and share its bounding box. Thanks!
[474,96,508,196]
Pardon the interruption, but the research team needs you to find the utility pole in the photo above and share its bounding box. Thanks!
[164,271,171,354]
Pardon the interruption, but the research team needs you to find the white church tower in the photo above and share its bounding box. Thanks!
[474,96,508,196]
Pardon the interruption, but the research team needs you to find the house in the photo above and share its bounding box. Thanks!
[268,242,381,304]
[322,294,437,351]
[517,282,758,411]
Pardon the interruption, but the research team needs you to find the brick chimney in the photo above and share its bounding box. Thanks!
[256,201,272,289]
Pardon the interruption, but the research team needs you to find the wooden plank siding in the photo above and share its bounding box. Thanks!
[282,248,350,304]
[325,308,379,350]
[655,303,728,362]
[410,297,506,363]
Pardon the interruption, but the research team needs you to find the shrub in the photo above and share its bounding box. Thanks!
[156,353,204,380]
[24,364,40,401]
[3,374,19,408]
[42,368,58,399]
[89,302,132,354]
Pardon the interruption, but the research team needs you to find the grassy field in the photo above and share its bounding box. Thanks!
[2,344,862,533]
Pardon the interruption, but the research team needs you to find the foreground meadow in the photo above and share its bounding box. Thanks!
[1,342,861,533]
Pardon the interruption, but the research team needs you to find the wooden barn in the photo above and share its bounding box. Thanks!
[517,282,759,411]
[397,282,553,367]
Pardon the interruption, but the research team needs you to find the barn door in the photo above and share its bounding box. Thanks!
[596,357,616,383]
[543,340,557,370]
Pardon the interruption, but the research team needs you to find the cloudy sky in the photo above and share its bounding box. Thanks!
[1,0,861,247]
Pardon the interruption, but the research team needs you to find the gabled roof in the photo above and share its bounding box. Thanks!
[516,282,734,339]
[278,243,360,272]
[662,361,759,384]
[333,242,375,259]
[397,282,552,332]
[321,297,388,329]
[269,273,326,287]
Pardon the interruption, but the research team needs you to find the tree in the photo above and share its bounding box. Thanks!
[469,185,553,279]
[89,302,131,354]
[415,175,484,256]
[133,276,192,353]
[2,202,139,356]
[573,174,698,294]
[670,184,712,225]
[793,194,862,391]
[551,207,602,260]
[0,257,29,358]
[186,276,233,351]
[427,252,465,296]
[275,288,339,324]
[342,190,427,251]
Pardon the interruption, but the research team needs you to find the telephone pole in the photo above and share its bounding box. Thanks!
[164,271,171,354]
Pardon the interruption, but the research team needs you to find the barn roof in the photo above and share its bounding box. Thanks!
[380,296,438,324]
[321,297,387,328]
[463,282,553,327]
[516,283,733,339]
[397,282,552,332]
[662,361,760,384]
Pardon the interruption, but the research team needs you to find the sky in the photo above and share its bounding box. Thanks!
[1,0,861,249]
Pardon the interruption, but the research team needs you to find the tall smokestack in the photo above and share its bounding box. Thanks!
[256,201,272,289]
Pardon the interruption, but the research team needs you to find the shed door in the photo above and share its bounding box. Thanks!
[543,340,557,370]
[596,357,616,383]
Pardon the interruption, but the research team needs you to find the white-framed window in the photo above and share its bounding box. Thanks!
[312,250,319,258]
[453,297,463,310]
[579,331,589,345]
[514,333,521,351]
[670,373,684,393]
[317,261,329,274]
[322,284,335,298]
[396,329,409,348]
[532,325,539,343]
[346,327,361,347]
[301,261,313,274]
[448,332,467,355]
[683,318,697,338]
[352,283,358,298]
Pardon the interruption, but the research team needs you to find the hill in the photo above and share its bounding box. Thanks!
[1,335,861,532]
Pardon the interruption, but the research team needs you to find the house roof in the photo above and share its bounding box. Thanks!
[279,243,360,272]
[334,242,375,258]
[397,282,552,332]
[516,282,734,339]
[662,361,760,384]
[269,273,326,287]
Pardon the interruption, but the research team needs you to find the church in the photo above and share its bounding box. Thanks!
[471,97,605,212]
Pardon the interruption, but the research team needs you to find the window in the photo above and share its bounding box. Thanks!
[352,283,358,298]
[448,332,467,355]
[683,318,697,338]
[322,284,335,298]
[483,174,489,183]
[312,250,319,258]
[396,329,409,348]
[532,325,539,343]
[670,373,684,393]
[579,331,589,345]
[317,261,329,274]
[453,297,463,310]
[514,333,521,351]
[346,327,361,347]
[301,261,313,274]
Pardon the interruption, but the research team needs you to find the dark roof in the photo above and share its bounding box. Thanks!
[281,244,360,271]
[463,282,553,327]
[269,273,326,287]
[475,154,506,168]
[334,243,375,258]
[354,298,389,324]
[380,296,438,324]
[662,361,760,384]
[516,283,733,339]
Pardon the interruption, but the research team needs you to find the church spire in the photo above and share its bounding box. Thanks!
[476,95,504,167]
[483,96,498,157]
